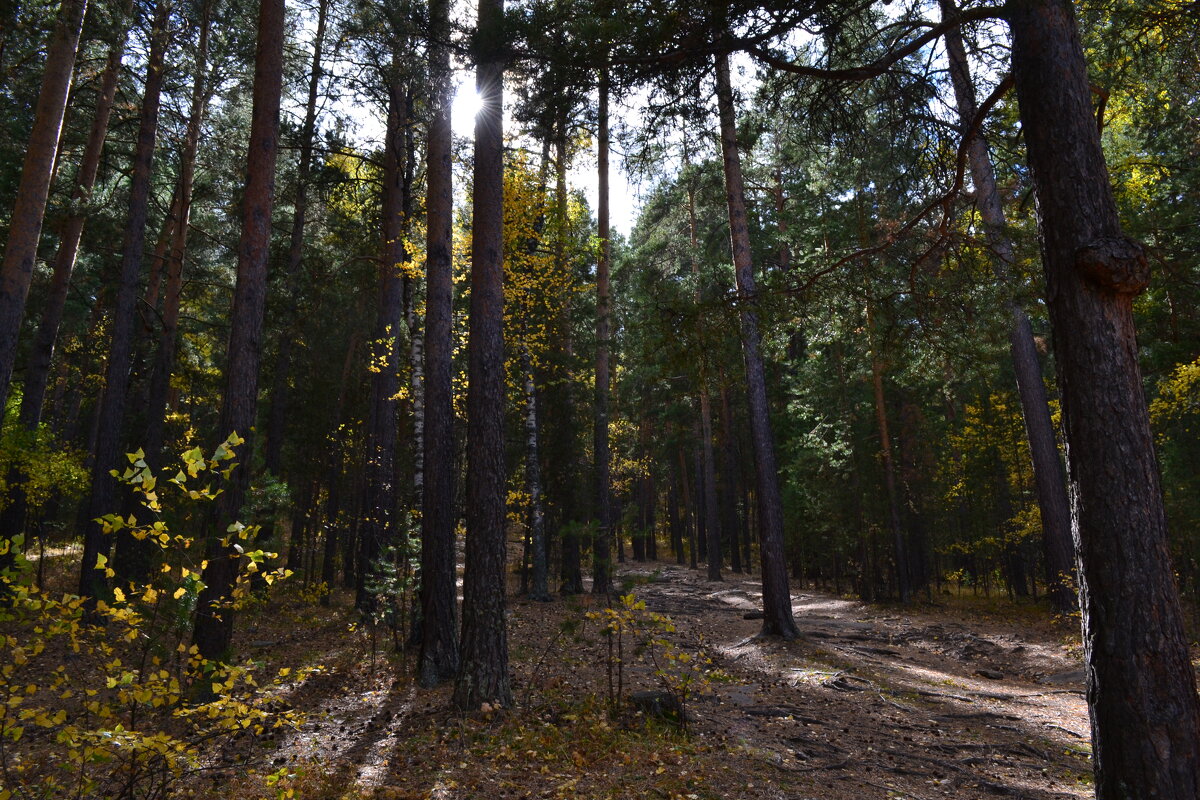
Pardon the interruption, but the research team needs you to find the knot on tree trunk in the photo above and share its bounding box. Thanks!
[1075,236,1149,294]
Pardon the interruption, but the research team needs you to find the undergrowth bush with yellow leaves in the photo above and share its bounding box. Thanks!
[0,434,315,800]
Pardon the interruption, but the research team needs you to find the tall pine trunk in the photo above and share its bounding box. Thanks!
[21,27,126,430]
[191,0,285,662]
[356,69,408,612]
[454,0,510,710]
[263,0,328,476]
[142,0,212,472]
[1009,1,1200,794]
[685,167,721,581]
[0,0,88,411]
[591,66,613,595]
[418,0,459,686]
[78,0,170,594]
[940,0,1075,614]
[714,52,797,638]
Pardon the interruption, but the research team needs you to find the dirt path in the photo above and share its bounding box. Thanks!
[243,561,1092,800]
[626,562,1091,800]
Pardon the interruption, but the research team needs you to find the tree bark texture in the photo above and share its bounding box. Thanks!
[1009,2,1200,796]
[714,53,798,638]
[79,0,170,595]
[20,31,125,429]
[940,2,1075,615]
[191,0,285,662]
[591,66,613,596]
[418,0,459,686]
[454,0,510,709]
[0,0,88,411]
[143,0,212,472]
[263,0,328,476]
[356,71,408,613]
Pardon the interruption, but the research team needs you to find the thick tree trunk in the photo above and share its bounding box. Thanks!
[591,66,613,596]
[454,0,510,709]
[0,0,88,411]
[714,53,797,638]
[0,27,127,549]
[263,0,328,476]
[191,0,285,662]
[418,0,459,686]
[1009,2,1200,796]
[941,0,1075,615]
[78,0,170,595]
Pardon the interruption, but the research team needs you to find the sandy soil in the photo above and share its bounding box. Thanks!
[239,560,1093,800]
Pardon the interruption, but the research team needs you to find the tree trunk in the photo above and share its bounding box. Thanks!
[699,390,722,580]
[78,0,170,595]
[591,65,613,596]
[142,0,212,473]
[0,0,88,411]
[319,332,358,598]
[868,306,910,603]
[356,70,409,613]
[678,446,697,569]
[454,0,510,710]
[418,0,459,686]
[719,382,742,573]
[685,165,722,581]
[1009,2,1200,795]
[714,52,797,637]
[263,0,328,476]
[522,345,550,600]
[20,30,125,429]
[941,0,1075,615]
[191,0,285,663]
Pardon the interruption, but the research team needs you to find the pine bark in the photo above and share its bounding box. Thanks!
[714,52,798,638]
[0,0,88,411]
[21,31,125,429]
[191,0,285,662]
[454,0,510,709]
[591,66,613,596]
[263,0,328,476]
[142,0,212,472]
[78,0,170,595]
[356,71,408,613]
[940,1,1075,614]
[1009,2,1200,795]
[418,0,459,686]
[685,169,721,581]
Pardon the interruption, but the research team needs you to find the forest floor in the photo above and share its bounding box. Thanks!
[197,559,1094,800]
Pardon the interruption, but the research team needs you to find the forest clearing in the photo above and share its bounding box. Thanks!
[1,0,1199,797]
